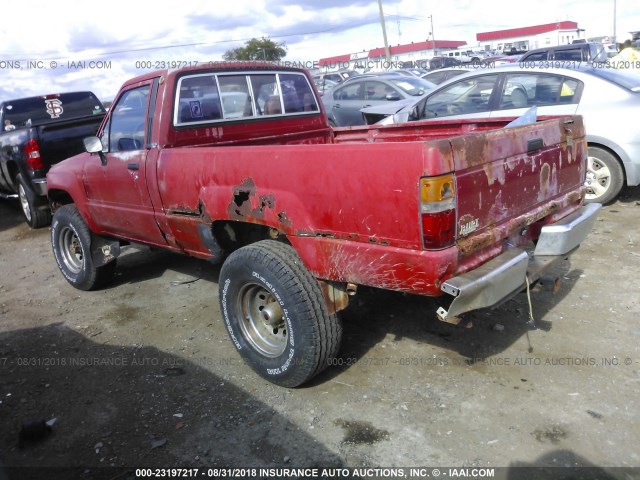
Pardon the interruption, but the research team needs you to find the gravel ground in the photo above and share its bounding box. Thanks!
[1,188,639,479]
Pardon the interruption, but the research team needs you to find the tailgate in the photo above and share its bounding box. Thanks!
[37,115,105,169]
[452,116,586,258]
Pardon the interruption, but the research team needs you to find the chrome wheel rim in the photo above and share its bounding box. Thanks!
[18,183,31,222]
[237,283,287,357]
[585,155,611,200]
[58,226,84,274]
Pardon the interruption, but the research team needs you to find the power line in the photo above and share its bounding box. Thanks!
[2,16,382,63]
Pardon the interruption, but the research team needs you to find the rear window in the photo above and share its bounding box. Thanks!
[587,68,640,92]
[553,49,583,61]
[174,71,319,126]
[521,51,548,62]
[388,77,435,96]
[2,92,105,130]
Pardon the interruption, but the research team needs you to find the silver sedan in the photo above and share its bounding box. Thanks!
[322,74,436,127]
[362,65,640,204]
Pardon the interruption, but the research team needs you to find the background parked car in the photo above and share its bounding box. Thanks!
[313,77,339,95]
[361,65,640,204]
[421,67,471,85]
[322,74,436,126]
[0,92,105,227]
[418,56,464,70]
[389,67,429,77]
[519,42,609,63]
[312,70,359,95]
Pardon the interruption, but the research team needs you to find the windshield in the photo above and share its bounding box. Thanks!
[587,68,640,92]
[388,77,436,96]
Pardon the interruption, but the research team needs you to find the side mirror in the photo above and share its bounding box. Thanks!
[84,136,107,166]
[409,99,427,121]
[84,136,103,154]
[408,105,419,121]
[386,92,402,101]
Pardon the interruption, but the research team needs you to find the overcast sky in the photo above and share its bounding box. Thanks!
[0,0,637,101]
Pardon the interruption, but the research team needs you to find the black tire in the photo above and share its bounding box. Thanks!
[16,173,51,228]
[219,240,342,387]
[51,204,116,291]
[585,147,624,204]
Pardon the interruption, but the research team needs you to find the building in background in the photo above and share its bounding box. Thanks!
[316,21,596,72]
[318,40,466,72]
[476,21,584,53]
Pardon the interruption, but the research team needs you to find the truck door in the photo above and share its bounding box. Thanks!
[83,80,166,244]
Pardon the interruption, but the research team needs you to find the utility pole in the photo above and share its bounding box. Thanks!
[377,0,391,63]
[429,15,436,56]
[613,0,617,43]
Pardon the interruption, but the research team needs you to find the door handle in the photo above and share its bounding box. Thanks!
[527,138,544,153]
[127,163,139,170]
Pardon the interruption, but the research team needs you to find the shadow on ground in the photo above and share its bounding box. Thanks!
[58,238,584,389]
[311,256,582,385]
[0,324,344,479]
[507,450,633,479]
[0,201,29,233]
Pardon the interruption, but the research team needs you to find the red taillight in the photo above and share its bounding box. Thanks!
[420,175,456,250]
[421,209,456,249]
[24,139,43,170]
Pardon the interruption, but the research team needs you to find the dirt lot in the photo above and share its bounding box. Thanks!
[1,189,639,479]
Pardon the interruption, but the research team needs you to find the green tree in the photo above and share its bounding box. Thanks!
[223,37,287,61]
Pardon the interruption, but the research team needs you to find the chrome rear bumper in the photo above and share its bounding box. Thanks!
[436,203,601,323]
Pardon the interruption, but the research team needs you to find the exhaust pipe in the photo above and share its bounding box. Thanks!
[540,275,561,294]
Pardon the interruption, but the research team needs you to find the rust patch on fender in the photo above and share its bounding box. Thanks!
[228,178,257,219]
[227,178,276,221]
[251,193,275,218]
[166,205,200,217]
[277,211,292,227]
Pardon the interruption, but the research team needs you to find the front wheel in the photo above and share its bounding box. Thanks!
[219,240,342,387]
[585,147,624,204]
[51,204,116,290]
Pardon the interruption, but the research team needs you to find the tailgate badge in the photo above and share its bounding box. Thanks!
[459,218,479,237]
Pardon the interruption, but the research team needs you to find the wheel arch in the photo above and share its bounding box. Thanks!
[46,167,103,232]
[48,188,75,210]
[211,220,290,252]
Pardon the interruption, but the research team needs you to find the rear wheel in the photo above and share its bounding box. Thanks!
[16,173,51,228]
[51,204,116,290]
[585,147,624,204]
[219,240,342,387]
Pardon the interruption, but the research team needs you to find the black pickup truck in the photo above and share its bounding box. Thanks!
[0,92,106,227]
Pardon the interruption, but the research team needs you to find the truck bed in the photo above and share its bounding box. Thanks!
[333,115,587,256]
[139,116,587,298]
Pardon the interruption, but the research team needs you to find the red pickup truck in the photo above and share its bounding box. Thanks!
[46,62,600,387]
